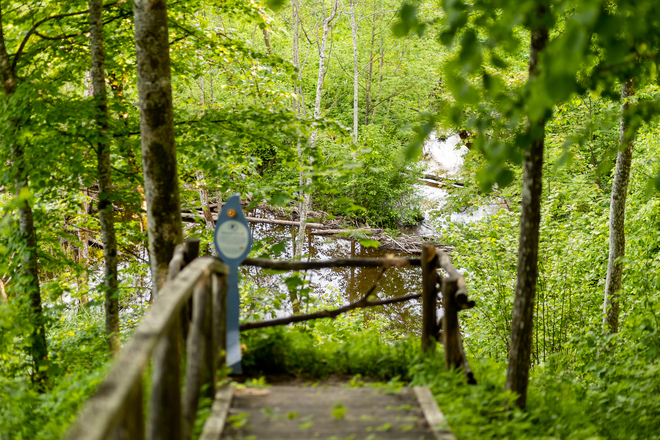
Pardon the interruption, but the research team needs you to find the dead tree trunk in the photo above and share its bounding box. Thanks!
[350,0,359,148]
[89,0,121,354]
[134,0,183,294]
[505,13,549,410]
[603,78,635,334]
[0,4,49,390]
[196,170,214,229]
[295,0,339,258]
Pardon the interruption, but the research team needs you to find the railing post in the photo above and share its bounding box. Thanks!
[421,244,438,353]
[441,277,462,370]
[110,376,145,440]
[147,243,189,440]
[212,272,227,370]
[183,276,212,440]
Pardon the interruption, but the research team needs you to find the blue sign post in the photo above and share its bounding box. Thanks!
[213,194,252,374]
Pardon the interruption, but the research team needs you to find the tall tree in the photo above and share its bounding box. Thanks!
[295,0,340,258]
[89,0,121,354]
[350,0,359,147]
[134,0,183,294]
[603,79,635,333]
[505,3,549,410]
[0,3,49,390]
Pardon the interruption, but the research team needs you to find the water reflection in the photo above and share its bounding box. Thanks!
[241,212,423,335]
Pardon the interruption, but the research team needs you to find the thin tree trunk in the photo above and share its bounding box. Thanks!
[295,0,339,258]
[199,77,205,107]
[262,28,273,55]
[505,13,548,410]
[350,0,359,148]
[196,170,214,229]
[363,12,376,126]
[89,0,121,354]
[0,4,49,390]
[0,277,6,302]
[78,188,89,305]
[134,0,183,294]
[603,78,635,334]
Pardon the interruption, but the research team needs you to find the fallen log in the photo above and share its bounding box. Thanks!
[181,212,325,229]
[422,174,465,186]
[310,228,381,236]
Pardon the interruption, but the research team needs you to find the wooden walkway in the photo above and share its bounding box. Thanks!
[202,384,456,440]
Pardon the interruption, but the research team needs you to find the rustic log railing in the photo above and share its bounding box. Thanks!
[63,243,474,440]
[63,240,228,440]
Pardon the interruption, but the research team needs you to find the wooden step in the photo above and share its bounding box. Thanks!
[200,384,456,440]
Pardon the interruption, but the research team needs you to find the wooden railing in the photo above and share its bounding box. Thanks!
[64,240,228,440]
[63,242,474,440]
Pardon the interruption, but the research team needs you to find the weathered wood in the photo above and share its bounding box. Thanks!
[223,385,438,440]
[413,387,456,440]
[240,293,422,331]
[421,244,438,353]
[212,273,227,368]
[441,277,462,371]
[179,239,200,352]
[183,276,212,440]
[243,257,420,270]
[63,258,228,440]
[111,377,145,440]
[181,212,325,229]
[198,385,233,440]
[147,242,197,440]
[310,228,381,235]
[436,251,474,310]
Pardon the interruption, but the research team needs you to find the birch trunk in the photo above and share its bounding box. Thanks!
[134,0,183,294]
[196,170,214,229]
[78,189,89,305]
[295,0,339,259]
[603,79,635,334]
[0,4,49,390]
[89,0,121,354]
[350,0,359,147]
[505,13,548,410]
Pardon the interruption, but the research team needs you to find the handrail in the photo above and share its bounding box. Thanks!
[63,244,475,440]
[63,255,229,440]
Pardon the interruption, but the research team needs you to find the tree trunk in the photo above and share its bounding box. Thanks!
[262,28,273,55]
[603,78,635,334]
[0,4,49,390]
[89,0,121,354]
[350,0,359,148]
[196,170,214,229]
[0,277,6,303]
[78,188,89,305]
[295,0,339,259]
[505,14,548,410]
[364,13,376,126]
[133,0,183,294]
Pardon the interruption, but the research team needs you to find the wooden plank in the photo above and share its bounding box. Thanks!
[243,257,421,270]
[198,385,233,440]
[413,387,456,440]
[63,257,229,440]
[222,385,435,440]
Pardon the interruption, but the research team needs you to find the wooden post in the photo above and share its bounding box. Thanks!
[421,244,438,353]
[111,377,145,440]
[442,277,462,371]
[182,276,211,440]
[212,272,227,369]
[147,246,186,440]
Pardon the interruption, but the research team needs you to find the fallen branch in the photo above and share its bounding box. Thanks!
[181,212,325,229]
[310,228,381,235]
[240,268,422,331]
[422,174,465,186]
[242,257,420,270]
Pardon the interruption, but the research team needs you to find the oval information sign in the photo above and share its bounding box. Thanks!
[215,220,249,259]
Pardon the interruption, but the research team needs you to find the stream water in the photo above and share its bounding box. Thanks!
[242,132,488,334]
